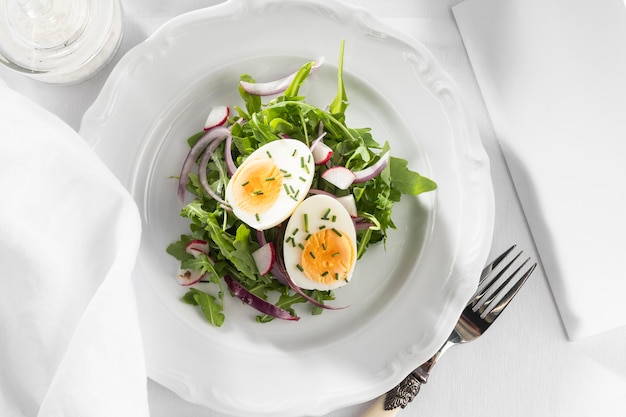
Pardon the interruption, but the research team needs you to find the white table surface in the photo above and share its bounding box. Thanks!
[2,1,625,416]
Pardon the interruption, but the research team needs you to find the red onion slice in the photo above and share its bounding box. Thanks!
[224,135,236,176]
[224,275,299,321]
[178,126,231,203]
[239,59,323,96]
[352,152,390,183]
[198,135,229,205]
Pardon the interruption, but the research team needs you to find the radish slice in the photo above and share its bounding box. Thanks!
[185,239,209,256]
[178,126,231,203]
[311,141,333,165]
[177,268,204,286]
[353,152,390,183]
[203,106,229,131]
[321,166,356,190]
[252,242,275,276]
[240,59,323,96]
[224,275,299,321]
[336,194,358,218]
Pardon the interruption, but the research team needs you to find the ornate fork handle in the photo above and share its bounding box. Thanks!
[383,348,445,410]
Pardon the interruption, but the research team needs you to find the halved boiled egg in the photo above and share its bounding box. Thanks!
[225,139,315,230]
[283,194,357,290]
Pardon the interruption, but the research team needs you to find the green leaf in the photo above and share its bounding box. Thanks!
[239,74,262,114]
[329,40,348,117]
[284,61,315,98]
[166,235,194,262]
[184,288,225,327]
[389,157,437,195]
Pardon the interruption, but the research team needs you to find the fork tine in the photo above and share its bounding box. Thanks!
[477,256,529,315]
[470,249,522,308]
[483,262,537,321]
[479,244,517,284]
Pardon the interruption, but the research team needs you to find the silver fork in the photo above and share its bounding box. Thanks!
[361,245,537,417]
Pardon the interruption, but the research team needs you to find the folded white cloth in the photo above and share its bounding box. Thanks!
[0,79,149,416]
[453,0,626,340]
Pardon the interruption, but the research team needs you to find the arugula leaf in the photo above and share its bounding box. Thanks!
[389,157,438,195]
[238,74,262,114]
[183,288,225,327]
[329,40,348,117]
[284,60,315,98]
[166,235,194,262]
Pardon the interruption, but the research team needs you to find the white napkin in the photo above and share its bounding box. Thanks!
[453,0,626,340]
[0,79,149,416]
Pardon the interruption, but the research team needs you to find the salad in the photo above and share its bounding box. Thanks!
[166,42,437,326]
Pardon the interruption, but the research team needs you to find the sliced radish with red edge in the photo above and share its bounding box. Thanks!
[203,106,229,131]
[177,268,204,286]
[312,141,333,165]
[321,166,356,190]
[185,239,209,256]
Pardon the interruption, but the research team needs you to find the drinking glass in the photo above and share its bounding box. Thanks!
[0,0,123,84]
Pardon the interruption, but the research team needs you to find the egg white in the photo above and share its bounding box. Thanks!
[283,194,357,290]
[225,139,315,230]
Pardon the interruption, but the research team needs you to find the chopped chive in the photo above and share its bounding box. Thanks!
[255,213,260,221]
[294,189,300,198]
[300,156,305,167]
[290,195,298,201]
[241,181,250,186]
[283,173,292,178]
[319,225,326,230]
[321,271,329,277]
[331,252,340,257]
[331,215,337,222]
[303,164,310,174]
[265,177,275,181]
[298,243,305,249]
[296,264,304,272]
[331,228,343,237]
[307,154,312,163]
[299,176,306,182]
[280,168,288,173]
[291,228,299,235]
[321,243,327,250]
[253,190,264,195]
[309,251,316,259]
[334,273,339,280]
[344,278,349,283]
[305,234,312,240]
[266,151,272,158]
[304,213,309,232]
[289,185,295,194]
[283,184,290,194]
[292,149,297,157]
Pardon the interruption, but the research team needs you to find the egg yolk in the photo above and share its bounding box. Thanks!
[231,159,283,214]
[300,228,355,284]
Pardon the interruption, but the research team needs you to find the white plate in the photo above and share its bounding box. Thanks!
[79,0,494,415]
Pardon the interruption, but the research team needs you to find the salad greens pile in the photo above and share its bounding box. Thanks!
[167,42,437,326]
